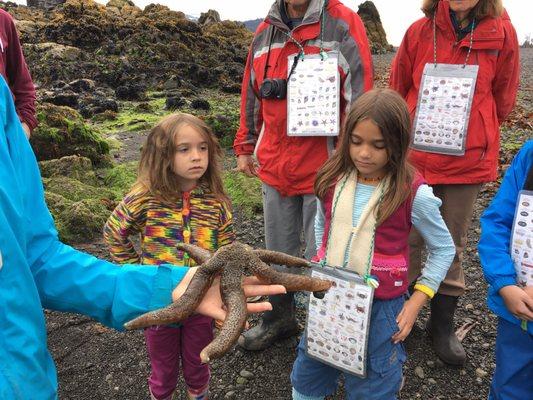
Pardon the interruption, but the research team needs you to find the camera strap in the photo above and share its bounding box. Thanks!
[262,27,276,82]
[263,0,329,81]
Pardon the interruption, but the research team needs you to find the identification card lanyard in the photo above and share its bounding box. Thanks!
[305,175,382,378]
[412,16,479,156]
[510,190,533,288]
[287,52,340,137]
[306,263,374,378]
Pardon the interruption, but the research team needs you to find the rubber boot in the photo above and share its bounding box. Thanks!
[237,292,300,351]
[426,293,466,365]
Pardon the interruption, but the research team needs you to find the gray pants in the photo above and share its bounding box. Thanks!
[261,183,317,323]
[262,182,317,262]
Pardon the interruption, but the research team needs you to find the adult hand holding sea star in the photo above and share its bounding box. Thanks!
[124,242,332,363]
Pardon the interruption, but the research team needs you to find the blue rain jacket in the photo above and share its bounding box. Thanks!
[0,77,187,399]
[479,140,533,334]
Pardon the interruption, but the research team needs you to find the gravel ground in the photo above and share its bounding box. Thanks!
[47,49,532,400]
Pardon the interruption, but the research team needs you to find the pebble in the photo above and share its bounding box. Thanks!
[475,368,488,378]
[428,378,437,385]
[240,369,254,379]
[426,360,435,368]
[236,376,247,385]
[435,359,445,368]
[465,303,474,311]
[414,366,425,379]
[224,391,236,399]
[482,343,490,349]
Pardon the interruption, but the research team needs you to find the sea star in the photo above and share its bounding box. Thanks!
[124,241,332,363]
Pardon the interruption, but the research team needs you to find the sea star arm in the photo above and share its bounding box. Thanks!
[124,264,216,329]
[253,249,311,268]
[199,267,247,363]
[250,260,332,292]
[176,242,213,265]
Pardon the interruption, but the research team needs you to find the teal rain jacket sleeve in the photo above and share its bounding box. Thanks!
[0,77,186,398]
[478,140,533,334]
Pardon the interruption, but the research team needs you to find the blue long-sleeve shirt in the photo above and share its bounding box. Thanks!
[315,183,455,293]
[0,77,186,399]
[479,140,533,334]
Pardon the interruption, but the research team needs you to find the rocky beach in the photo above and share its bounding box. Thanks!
[0,0,530,399]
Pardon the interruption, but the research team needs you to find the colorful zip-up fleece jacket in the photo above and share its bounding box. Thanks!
[104,184,235,267]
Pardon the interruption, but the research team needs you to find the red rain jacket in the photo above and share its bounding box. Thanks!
[234,0,373,196]
[390,0,519,184]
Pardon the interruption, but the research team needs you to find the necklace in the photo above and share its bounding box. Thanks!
[358,175,383,183]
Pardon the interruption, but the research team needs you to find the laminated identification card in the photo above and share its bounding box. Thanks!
[305,264,374,378]
[287,53,340,137]
[412,63,479,156]
[510,190,533,287]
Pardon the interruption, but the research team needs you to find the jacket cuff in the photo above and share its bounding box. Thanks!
[233,143,255,156]
[491,276,518,294]
[414,283,435,299]
[18,111,38,131]
[148,265,187,311]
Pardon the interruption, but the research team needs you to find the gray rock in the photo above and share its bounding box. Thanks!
[414,366,425,379]
[475,368,488,378]
[239,370,254,379]
[236,376,247,385]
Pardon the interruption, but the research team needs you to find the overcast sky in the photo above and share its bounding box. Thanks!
[16,1,533,46]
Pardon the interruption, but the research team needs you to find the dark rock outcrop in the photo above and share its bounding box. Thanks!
[357,1,392,54]
[3,0,253,92]
[198,9,221,26]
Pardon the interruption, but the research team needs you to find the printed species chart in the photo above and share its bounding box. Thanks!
[306,267,373,377]
[511,191,533,287]
[412,64,478,155]
[287,54,340,137]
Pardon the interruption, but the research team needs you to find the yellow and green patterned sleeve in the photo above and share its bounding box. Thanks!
[103,186,148,264]
[218,200,236,247]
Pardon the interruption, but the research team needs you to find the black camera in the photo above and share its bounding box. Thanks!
[259,78,287,100]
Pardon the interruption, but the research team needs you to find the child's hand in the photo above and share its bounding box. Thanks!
[499,285,533,321]
[392,290,429,344]
[172,267,287,321]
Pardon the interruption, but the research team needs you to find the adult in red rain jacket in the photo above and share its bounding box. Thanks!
[234,0,373,351]
[390,0,519,365]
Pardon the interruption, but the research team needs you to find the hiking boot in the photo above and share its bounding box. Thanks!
[426,293,466,365]
[237,292,300,351]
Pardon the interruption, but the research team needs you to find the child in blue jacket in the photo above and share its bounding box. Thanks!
[478,140,533,400]
[0,76,284,400]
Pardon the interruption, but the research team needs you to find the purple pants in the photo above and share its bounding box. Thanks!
[144,314,213,400]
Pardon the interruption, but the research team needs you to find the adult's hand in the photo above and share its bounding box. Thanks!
[172,267,286,321]
[21,122,31,138]
[500,285,533,321]
[235,154,258,177]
